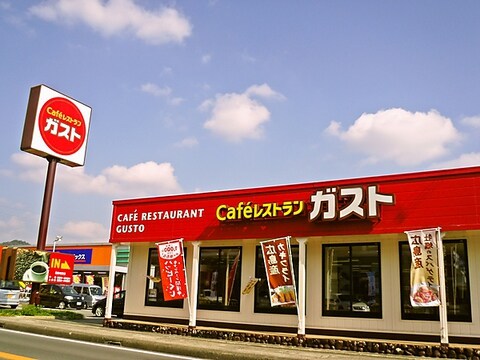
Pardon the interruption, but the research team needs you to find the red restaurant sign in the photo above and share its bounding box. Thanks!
[109,167,480,243]
[156,239,188,301]
[21,84,92,167]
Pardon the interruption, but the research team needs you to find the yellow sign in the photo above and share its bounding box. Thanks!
[242,278,260,295]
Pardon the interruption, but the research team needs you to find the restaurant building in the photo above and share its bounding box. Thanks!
[108,166,480,344]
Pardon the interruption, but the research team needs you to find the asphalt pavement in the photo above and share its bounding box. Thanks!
[0,314,429,360]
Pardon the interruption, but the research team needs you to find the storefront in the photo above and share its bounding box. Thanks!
[0,244,128,294]
[52,244,127,293]
[109,166,480,344]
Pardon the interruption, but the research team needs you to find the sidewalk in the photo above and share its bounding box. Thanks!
[0,316,425,360]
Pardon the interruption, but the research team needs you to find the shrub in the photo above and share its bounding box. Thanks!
[0,305,83,320]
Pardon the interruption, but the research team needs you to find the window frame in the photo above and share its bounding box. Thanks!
[399,239,472,322]
[322,242,382,319]
[197,246,242,312]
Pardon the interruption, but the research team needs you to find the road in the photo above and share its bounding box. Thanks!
[3,306,422,359]
[0,328,200,360]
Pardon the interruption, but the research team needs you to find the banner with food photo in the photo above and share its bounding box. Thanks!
[406,228,441,307]
[260,236,297,307]
[156,238,188,301]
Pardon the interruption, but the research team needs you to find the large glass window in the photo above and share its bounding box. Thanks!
[145,248,184,308]
[323,243,382,318]
[198,247,241,311]
[399,240,471,322]
[254,245,299,314]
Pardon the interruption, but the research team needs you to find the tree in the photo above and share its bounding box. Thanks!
[0,240,31,246]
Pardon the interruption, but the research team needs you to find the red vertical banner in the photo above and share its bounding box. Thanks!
[156,238,188,301]
[260,236,297,307]
[226,251,240,305]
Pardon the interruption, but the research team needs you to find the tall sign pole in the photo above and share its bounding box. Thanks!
[20,85,92,303]
[37,157,59,251]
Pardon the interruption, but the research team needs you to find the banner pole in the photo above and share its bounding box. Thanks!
[179,239,193,326]
[296,237,307,338]
[105,243,118,321]
[437,228,449,344]
[189,241,201,329]
[30,156,58,305]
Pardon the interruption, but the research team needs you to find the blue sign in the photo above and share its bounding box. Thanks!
[57,249,93,264]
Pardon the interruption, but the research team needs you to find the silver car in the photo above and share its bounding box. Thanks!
[0,280,21,309]
[73,284,105,308]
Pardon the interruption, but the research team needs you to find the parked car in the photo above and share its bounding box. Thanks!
[0,280,21,309]
[92,290,125,317]
[73,283,105,308]
[329,293,371,312]
[352,301,370,312]
[19,287,31,303]
[38,284,86,309]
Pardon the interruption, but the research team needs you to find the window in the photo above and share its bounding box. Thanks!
[399,240,471,322]
[144,248,184,308]
[198,247,241,311]
[0,280,20,290]
[254,245,299,314]
[323,243,382,318]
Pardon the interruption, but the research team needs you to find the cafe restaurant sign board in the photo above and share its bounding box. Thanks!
[110,167,480,243]
[21,84,92,167]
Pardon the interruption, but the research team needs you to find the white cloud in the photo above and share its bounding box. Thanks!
[0,216,25,231]
[29,0,192,45]
[58,220,109,243]
[245,84,286,100]
[201,83,284,143]
[10,152,46,183]
[161,67,173,76]
[0,212,38,244]
[1,2,11,10]
[63,162,182,198]
[325,108,461,166]
[432,152,480,170]
[141,82,183,106]
[169,97,185,106]
[141,83,172,97]
[11,153,182,198]
[175,137,199,148]
[201,54,211,64]
[241,52,256,63]
[461,115,480,128]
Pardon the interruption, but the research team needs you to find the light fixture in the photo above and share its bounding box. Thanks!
[53,235,63,252]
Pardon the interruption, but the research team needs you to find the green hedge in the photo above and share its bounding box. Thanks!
[0,305,83,320]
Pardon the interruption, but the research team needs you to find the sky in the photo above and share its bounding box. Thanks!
[1,1,480,246]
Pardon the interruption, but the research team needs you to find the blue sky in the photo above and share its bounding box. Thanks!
[1,1,480,245]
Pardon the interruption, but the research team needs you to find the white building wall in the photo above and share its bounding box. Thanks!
[123,230,480,339]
